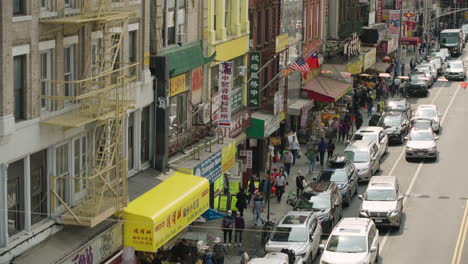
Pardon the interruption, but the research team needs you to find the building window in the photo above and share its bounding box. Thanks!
[232,56,244,88]
[13,0,25,15]
[163,0,186,47]
[14,55,25,121]
[64,45,75,97]
[129,30,137,63]
[225,0,231,35]
[383,0,395,9]
[41,0,51,10]
[30,150,47,225]
[141,106,150,163]
[55,143,70,212]
[41,50,52,111]
[309,3,313,40]
[73,136,87,198]
[128,113,134,170]
[265,9,270,44]
[91,39,101,76]
[64,0,75,8]
[169,93,187,135]
[8,159,24,236]
[256,11,262,46]
[211,66,219,96]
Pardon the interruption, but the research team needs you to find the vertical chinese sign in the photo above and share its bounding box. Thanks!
[248,52,261,108]
[218,62,233,127]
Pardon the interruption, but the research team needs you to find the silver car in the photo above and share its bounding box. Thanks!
[359,176,404,230]
[266,211,322,262]
[419,62,438,79]
[405,127,439,162]
[343,141,380,181]
[444,60,466,81]
[350,126,388,160]
[319,218,380,264]
[414,104,441,133]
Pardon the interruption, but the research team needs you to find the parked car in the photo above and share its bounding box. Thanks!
[343,141,380,182]
[313,155,358,206]
[415,65,436,84]
[429,57,444,75]
[414,104,441,133]
[266,211,322,263]
[384,98,412,119]
[406,73,429,97]
[410,117,434,131]
[294,182,343,234]
[431,51,447,62]
[248,253,290,264]
[444,60,466,81]
[419,62,438,80]
[349,126,388,159]
[405,127,439,162]
[377,111,410,144]
[359,176,404,230]
[319,218,380,264]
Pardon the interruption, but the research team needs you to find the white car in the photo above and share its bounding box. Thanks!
[248,253,289,264]
[415,65,436,82]
[350,126,388,160]
[414,104,441,133]
[445,60,466,81]
[439,48,451,59]
[405,127,439,162]
[319,218,380,264]
[266,211,322,262]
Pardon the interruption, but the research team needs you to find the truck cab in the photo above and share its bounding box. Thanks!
[440,29,463,57]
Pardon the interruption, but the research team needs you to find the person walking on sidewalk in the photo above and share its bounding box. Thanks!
[296,171,306,197]
[355,111,363,130]
[234,211,245,247]
[274,172,286,202]
[306,145,317,174]
[236,189,248,217]
[327,139,335,161]
[367,93,374,117]
[252,193,265,227]
[223,172,230,195]
[289,136,301,165]
[283,148,294,176]
[279,166,288,179]
[318,138,327,167]
[213,237,227,264]
[221,210,234,246]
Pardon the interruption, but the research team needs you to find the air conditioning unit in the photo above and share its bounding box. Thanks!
[238,66,247,77]
[198,103,211,124]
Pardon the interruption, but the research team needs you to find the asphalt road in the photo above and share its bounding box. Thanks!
[310,49,468,264]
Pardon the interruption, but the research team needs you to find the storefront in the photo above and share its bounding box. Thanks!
[121,172,210,261]
[287,99,314,143]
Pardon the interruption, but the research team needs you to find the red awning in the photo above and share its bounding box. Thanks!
[400,37,421,46]
[302,75,352,103]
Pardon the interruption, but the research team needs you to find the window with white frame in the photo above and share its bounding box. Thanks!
[55,143,70,212]
[163,0,186,46]
[64,0,75,8]
[64,45,75,97]
[7,159,25,236]
[13,0,26,15]
[41,50,52,111]
[14,55,26,121]
[41,0,51,10]
[225,0,231,35]
[129,30,138,75]
[73,136,88,199]
[30,150,47,225]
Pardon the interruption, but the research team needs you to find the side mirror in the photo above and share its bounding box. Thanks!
[319,244,325,250]
[398,195,404,201]
[358,195,363,200]
[370,246,378,253]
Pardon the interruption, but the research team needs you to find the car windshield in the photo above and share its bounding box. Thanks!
[365,189,397,201]
[379,115,401,127]
[296,194,331,210]
[270,227,308,243]
[412,120,432,128]
[441,34,459,44]
[409,130,434,141]
[326,235,367,253]
[415,108,437,118]
[352,133,377,142]
[411,75,425,82]
[386,102,405,110]
[449,63,463,69]
[344,151,369,163]
[318,170,348,182]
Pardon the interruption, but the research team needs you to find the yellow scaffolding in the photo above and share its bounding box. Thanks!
[40,0,138,227]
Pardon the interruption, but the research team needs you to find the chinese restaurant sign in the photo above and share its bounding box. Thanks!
[248,52,261,108]
[169,74,187,96]
[218,62,233,127]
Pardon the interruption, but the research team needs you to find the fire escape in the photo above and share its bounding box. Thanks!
[40,0,138,227]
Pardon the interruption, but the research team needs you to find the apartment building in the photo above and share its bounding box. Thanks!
[0,0,152,262]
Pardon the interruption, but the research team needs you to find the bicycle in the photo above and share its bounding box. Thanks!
[261,219,277,244]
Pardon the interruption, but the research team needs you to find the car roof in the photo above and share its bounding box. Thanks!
[417,104,437,109]
[333,218,371,236]
[278,211,313,227]
[344,140,375,151]
[368,176,397,189]
[356,126,382,133]
[441,29,461,33]
[382,111,403,117]
[304,182,336,194]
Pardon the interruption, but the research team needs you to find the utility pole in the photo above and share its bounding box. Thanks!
[396,1,404,76]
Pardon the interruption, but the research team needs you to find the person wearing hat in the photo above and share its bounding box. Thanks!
[213,237,227,264]
[221,210,234,246]
[296,171,306,197]
[223,172,230,194]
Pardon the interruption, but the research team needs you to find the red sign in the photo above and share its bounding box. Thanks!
[396,0,402,10]
[221,110,251,138]
[192,67,203,92]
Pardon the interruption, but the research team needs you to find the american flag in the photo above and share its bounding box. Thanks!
[289,56,311,72]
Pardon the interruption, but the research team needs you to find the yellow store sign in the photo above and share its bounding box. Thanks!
[275,33,289,53]
[222,141,237,174]
[169,74,187,96]
[346,56,363,75]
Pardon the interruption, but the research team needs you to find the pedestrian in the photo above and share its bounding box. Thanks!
[269,168,279,184]
[274,172,286,202]
[213,237,227,264]
[367,93,374,117]
[289,136,301,165]
[410,58,415,70]
[248,176,256,198]
[279,166,288,179]
[331,117,339,141]
[393,77,401,97]
[342,121,351,141]
[223,172,230,194]
[317,138,327,166]
[400,63,405,76]
[327,139,335,161]
[306,145,317,174]
[283,148,294,176]
[171,239,190,264]
[236,189,248,217]
[252,193,265,227]
[355,111,363,130]
[234,211,245,247]
[222,210,234,246]
[296,170,306,197]
[339,121,346,142]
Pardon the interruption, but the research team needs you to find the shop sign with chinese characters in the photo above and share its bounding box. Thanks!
[61,223,123,264]
[274,92,284,116]
[169,74,187,96]
[221,110,251,138]
[218,62,233,127]
[248,52,261,108]
[239,150,252,170]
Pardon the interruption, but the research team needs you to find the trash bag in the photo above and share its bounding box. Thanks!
[201,209,225,221]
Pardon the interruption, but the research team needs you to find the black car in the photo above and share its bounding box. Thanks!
[385,99,412,119]
[377,111,410,144]
[313,155,358,206]
[294,182,343,234]
[406,73,429,97]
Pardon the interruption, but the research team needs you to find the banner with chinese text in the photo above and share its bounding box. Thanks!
[248,52,261,108]
[218,62,233,127]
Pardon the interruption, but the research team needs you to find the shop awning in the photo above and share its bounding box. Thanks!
[121,172,210,252]
[162,41,216,77]
[247,112,281,139]
[400,37,421,46]
[287,99,313,116]
[367,62,390,73]
[302,75,352,103]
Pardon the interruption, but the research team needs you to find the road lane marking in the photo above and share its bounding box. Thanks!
[451,200,468,264]
[379,82,458,255]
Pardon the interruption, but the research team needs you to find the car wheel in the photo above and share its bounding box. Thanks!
[405,156,411,162]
